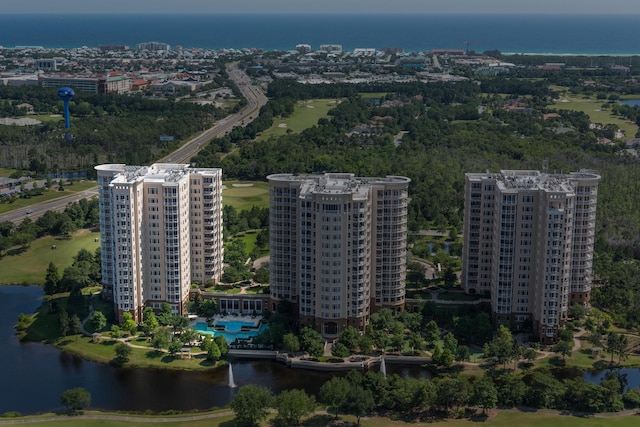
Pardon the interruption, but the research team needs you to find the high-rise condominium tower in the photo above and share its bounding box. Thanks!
[96,163,223,322]
[462,170,599,343]
[268,173,410,338]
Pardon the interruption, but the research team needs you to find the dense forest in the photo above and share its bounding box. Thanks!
[191,77,640,325]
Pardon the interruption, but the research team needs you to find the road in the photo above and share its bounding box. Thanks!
[160,63,268,164]
[0,64,267,225]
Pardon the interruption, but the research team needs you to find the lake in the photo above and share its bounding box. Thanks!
[619,99,640,107]
[0,286,422,414]
[2,285,639,415]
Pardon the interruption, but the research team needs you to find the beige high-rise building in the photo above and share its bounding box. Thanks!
[268,173,410,338]
[96,163,223,323]
[462,170,599,343]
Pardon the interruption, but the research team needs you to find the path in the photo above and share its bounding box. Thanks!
[0,406,638,425]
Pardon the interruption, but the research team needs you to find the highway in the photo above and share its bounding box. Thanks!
[160,63,268,164]
[0,64,267,225]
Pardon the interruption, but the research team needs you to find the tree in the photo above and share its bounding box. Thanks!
[607,332,629,364]
[141,307,159,335]
[484,325,515,368]
[343,386,375,426]
[332,342,350,358]
[435,376,468,414]
[320,376,350,419]
[471,376,498,414]
[423,320,440,346]
[60,387,91,413]
[607,332,622,364]
[523,348,537,365]
[121,311,137,336]
[87,311,106,333]
[338,326,361,352]
[179,327,198,346]
[152,326,172,350]
[58,309,70,337]
[70,314,82,339]
[171,315,189,335]
[275,389,316,426]
[443,332,458,353]
[283,333,300,353]
[568,304,585,320]
[456,345,470,362]
[168,340,183,357]
[44,261,60,295]
[196,299,217,318]
[230,384,273,427]
[114,342,132,364]
[214,335,229,357]
[202,336,221,361]
[359,335,373,354]
[553,340,573,361]
[436,347,454,368]
[407,331,425,353]
[300,326,324,357]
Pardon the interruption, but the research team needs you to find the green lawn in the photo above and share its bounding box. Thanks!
[551,93,638,139]
[237,231,258,254]
[3,410,639,427]
[222,181,270,210]
[0,229,100,285]
[0,181,97,214]
[257,99,338,139]
[0,167,18,177]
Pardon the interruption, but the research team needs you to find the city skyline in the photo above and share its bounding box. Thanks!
[4,0,640,15]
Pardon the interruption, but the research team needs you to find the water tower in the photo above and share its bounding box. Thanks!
[57,87,74,129]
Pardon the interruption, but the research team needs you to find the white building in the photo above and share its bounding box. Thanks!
[462,170,600,343]
[268,173,410,338]
[96,163,223,322]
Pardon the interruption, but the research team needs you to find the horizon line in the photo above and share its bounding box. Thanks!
[3,11,640,15]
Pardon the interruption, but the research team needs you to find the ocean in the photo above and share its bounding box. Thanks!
[0,13,639,55]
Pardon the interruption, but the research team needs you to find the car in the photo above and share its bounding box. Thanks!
[26,209,33,215]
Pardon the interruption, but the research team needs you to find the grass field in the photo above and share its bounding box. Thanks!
[257,99,338,139]
[0,180,98,214]
[2,409,639,427]
[551,92,638,139]
[236,230,258,254]
[0,167,18,177]
[0,228,100,285]
[222,181,269,210]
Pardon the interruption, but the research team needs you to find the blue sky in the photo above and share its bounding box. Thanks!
[4,0,640,14]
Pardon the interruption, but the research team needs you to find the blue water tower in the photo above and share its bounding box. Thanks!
[57,87,74,129]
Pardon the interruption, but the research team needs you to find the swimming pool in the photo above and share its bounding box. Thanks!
[193,321,268,343]
[216,321,257,332]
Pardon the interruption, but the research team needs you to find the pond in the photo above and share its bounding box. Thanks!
[3,285,639,415]
[619,99,640,107]
[0,286,420,414]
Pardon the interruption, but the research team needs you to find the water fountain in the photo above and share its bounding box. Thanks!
[380,357,387,378]
[228,363,237,388]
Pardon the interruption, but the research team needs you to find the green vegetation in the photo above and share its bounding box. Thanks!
[257,98,338,139]
[551,93,638,138]
[0,72,235,172]
[0,229,100,284]
[222,181,270,210]
[1,411,640,427]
